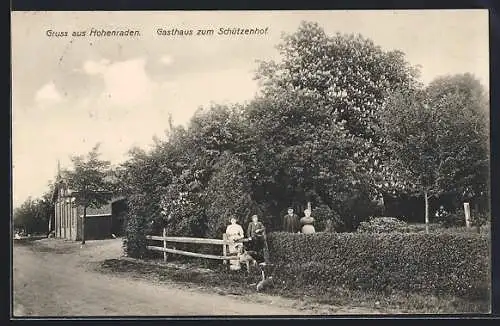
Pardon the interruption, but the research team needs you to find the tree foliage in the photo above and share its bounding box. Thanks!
[255,21,421,140]
[63,144,113,208]
[245,21,420,229]
[13,194,53,235]
[62,143,113,243]
[204,151,262,239]
[110,22,489,257]
[379,73,489,222]
[425,73,489,202]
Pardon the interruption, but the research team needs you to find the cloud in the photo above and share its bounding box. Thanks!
[81,58,156,106]
[160,55,174,66]
[34,82,62,103]
[82,59,110,75]
[153,66,258,127]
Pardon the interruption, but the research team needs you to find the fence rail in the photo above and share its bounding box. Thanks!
[146,235,226,245]
[146,245,237,260]
[146,228,234,263]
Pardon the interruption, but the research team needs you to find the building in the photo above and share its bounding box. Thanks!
[51,176,126,241]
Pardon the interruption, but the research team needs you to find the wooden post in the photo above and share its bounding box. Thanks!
[163,228,167,263]
[81,206,86,245]
[48,211,52,234]
[307,202,311,211]
[68,202,71,240]
[222,233,228,265]
[464,202,471,228]
[424,190,429,234]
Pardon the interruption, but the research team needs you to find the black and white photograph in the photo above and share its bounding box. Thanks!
[11,10,491,316]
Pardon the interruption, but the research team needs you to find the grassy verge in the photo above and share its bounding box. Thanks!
[97,258,490,314]
[13,235,48,242]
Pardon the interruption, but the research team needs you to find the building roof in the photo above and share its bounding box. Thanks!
[51,168,124,206]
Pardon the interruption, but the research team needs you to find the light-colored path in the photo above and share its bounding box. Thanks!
[13,239,311,317]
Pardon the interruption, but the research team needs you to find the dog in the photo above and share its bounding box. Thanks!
[238,250,258,273]
[256,276,274,292]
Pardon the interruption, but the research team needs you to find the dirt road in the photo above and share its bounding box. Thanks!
[13,238,312,317]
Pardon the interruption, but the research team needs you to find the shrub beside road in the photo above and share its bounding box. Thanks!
[266,231,490,299]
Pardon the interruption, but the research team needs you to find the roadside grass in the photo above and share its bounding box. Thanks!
[98,257,490,314]
[13,235,48,244]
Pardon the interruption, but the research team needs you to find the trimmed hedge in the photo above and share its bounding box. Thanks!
[267,232,490,298]
[357,217,407,233]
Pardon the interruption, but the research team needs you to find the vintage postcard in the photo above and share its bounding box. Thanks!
[11,10,491,317]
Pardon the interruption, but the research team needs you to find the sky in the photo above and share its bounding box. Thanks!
[11,10,489,208]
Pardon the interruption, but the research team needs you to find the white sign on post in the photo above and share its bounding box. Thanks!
[464,202,471,228]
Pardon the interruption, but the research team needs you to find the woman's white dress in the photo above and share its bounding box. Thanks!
[226,223,244,270]
[300,216,316,234]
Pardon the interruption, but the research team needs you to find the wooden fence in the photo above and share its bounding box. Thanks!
[145,228,236,264]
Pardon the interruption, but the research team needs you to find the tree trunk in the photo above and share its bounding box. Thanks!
[81,206,86,245]
[424,190,429,234]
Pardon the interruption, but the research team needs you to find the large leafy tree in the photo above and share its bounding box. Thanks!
[158,104,255,236]
[62,144,112,244]
[246,21,420,229]
[425,73,489,205]
[118,104,251,241]
[378,73,489,231]
[255,21,421,140]
[246,89,387,230]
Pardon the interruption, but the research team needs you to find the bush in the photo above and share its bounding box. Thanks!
[204,152,261,239]
[357,216,407,233]
[266,232,490,297]
[311,205,342,232]
[123,213,149,259]
[470,211,490,228]
[437,208,490,229]
[437,209,465,228]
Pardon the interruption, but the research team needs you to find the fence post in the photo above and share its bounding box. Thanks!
[222,233,227,265]
[464,202,471,229]
[163,228,167,263]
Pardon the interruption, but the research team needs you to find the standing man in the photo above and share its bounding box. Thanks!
[283,207,300,233]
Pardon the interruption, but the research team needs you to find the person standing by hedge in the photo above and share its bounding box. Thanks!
[226,217,244,271]
[244,215,265,261]
[247,214,265,239]
[283,208,300,233]
[300,209,316,234]
[246,214,271,262]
